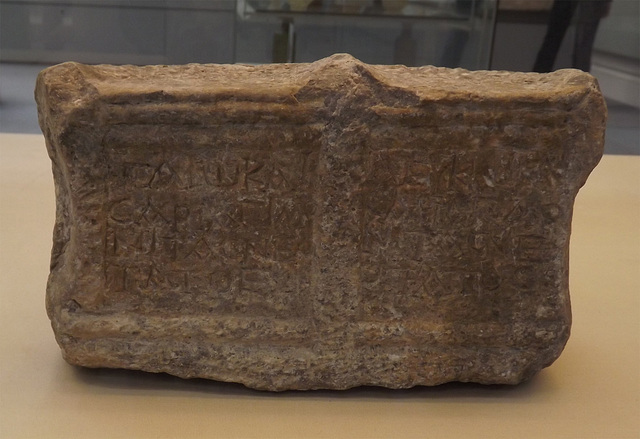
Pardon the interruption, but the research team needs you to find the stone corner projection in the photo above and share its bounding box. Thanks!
[36,54,606,391]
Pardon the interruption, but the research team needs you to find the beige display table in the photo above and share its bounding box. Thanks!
[1,133,638,438]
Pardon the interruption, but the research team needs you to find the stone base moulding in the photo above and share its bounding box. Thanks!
[36,54,606,391]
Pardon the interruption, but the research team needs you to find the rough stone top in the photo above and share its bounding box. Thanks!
[37,54,601,130]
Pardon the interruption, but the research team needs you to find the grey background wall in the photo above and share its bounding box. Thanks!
[594,0,638,60]
[0,1,237,64]
[590,0,639,107]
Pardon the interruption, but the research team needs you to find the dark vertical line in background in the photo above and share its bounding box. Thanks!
[488,0,500,70]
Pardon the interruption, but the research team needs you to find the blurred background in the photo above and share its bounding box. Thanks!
[0,0,638,153]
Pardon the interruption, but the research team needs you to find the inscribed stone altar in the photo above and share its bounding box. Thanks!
[36,54,606,390]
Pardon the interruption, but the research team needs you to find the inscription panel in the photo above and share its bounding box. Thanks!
[101,125,320,318]
[95,121,570,326]
[358,123,570,326]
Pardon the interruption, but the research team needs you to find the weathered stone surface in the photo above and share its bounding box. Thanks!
[36,54,606,391]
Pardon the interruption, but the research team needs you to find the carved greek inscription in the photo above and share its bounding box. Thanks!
[101,127,319,316]
[98,119,568,323]
[358,137,563,323]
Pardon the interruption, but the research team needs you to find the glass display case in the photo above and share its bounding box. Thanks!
[236,0,497,69]
[0,0,496,68]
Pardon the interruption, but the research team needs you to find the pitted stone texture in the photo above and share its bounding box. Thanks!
[36,54,606,391]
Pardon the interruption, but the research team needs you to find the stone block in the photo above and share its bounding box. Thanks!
[36,54,606,390]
